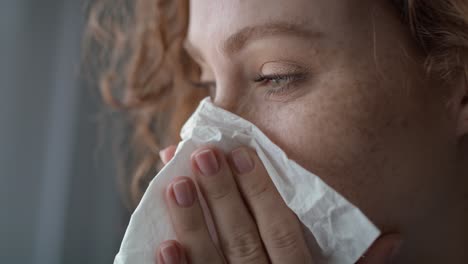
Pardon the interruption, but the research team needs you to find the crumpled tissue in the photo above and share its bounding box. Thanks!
[114,97,380,264]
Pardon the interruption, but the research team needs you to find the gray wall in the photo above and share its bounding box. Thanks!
[0,1,127,263]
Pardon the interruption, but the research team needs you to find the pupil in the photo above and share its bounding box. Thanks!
[272,79,281,84]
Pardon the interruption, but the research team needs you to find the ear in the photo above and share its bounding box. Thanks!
[456,72,468,137]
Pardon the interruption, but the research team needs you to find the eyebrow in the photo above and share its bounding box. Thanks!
[224,21,322,54]
[185,21,323,61]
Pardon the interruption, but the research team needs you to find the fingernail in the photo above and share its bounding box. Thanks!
[194,149,219,176]
[160,243,179,264]
[387,241,403,264]
[172,180,194,207]
[231,148,254,174]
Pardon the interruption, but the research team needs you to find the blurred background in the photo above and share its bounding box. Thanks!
[0,1,128,263]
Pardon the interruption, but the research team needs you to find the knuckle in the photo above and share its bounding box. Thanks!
[203,180,234,200]
[223,228,264,262]
[175,215,205,235]
[266,223,300,250]
[178,219,203,234]
[242,178,271,200]
[183,238,224,264]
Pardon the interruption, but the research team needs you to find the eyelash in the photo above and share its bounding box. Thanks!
[254,73,305,97]
[192,73,306,98]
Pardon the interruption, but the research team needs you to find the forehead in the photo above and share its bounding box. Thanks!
[187,0,374,58]
[186,0,369,53]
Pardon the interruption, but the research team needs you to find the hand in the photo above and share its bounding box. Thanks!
[156,145,402,264]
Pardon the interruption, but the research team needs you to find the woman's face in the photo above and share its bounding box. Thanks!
[186,0,467,255]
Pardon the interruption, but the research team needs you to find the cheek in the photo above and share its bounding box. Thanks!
[252,79,392,183]
[247,75,420,228]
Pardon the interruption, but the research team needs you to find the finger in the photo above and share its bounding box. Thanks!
[160,145,177,164]
[357,234,402,264]
[165,176,223,264]
[191,147,269,264]
[228,147,313,263]
[156,240,188,264]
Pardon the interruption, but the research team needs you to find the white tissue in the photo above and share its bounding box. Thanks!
[114,97,380,264]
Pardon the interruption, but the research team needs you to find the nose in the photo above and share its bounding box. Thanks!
[212,94,258,131]
[210,76,242,113]
[212,94,237,113]
[209,72,253,117]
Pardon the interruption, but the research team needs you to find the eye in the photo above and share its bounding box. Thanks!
[254,73,307,97]
[254,73,296,86]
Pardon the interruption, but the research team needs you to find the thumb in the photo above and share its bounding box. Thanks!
[357,233,403,264]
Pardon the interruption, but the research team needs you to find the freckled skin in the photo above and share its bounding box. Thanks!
[187,0,468,262]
